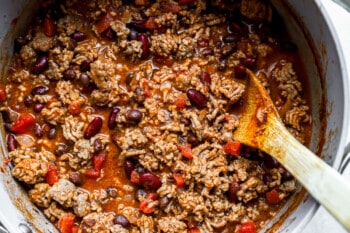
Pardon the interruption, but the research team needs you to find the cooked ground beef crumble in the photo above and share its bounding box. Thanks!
[0,0,312,232]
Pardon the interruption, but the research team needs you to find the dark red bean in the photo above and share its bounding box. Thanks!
[106,186,118,197]
[33,103,45,113]
[63,69,76,80]
[72,31,87,42]
[180,117,191,126]
[234,64,246,78]
[55,144,68,156]
[200,72,211,86]
[138,34,150,59]
[228,181,241,202]
[84,117,103,139]
[186,89,207,109]
[47,127,57,139]
[69,172,83,186]
[263,154,280,169]
[108,107,120,129]
[282,168,293,181]
[31,85,49,95]
[80,60,91,72]
[32,55,48,74]
[139,172,162,190]
[135,188,147,201]
[126,109,142,123]
[114,215,130,228]
[7,134,18,151]
[187,135,199,147]
[43,17,56,37]
[201,47,214,56]
[24,95,33,107]
[159,196,170,208]
[242,57,256,68]
[34,123,43,138]
[93,138,103,154]
[124,159,135,179]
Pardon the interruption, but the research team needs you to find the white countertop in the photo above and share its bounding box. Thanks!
[302,1,350,232]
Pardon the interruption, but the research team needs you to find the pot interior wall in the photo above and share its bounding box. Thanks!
[0,0,347,233]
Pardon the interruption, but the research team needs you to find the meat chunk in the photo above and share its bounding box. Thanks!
[31,32,56,52]
[56,80,86,105]
[45,47,74,80]
[12,158,48,184]
[47,179,77,207]
[158,217,187,233]
[90,58,118,90]
[79,212,125,233]
[29,183,52,208]
[41,100,67,125]
[240,0,272,22]
[62,115,85,142]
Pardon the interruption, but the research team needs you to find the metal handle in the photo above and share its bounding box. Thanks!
[0,222,9,233]
[332,0,350,12]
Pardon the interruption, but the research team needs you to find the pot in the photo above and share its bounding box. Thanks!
[0,0,349,232]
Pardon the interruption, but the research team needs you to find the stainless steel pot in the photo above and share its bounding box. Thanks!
[0,0,349,232]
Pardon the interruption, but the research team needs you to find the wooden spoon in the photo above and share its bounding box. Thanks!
[233,69,350,231]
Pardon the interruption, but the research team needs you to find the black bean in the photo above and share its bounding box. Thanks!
[263,154,280,169]
[34,123,43,138]
[139,172,162,190]
[129,29,138,40]
[84,117,103,139]
[107,186,118,198]
[186,89,207,109]
[32,55,48,74]
[93,138,103,154]
[72,31,87,42]
[159,196,170,208]
[24,95,33,107]
[47,127,57,139]
[135,188,147,201]
[63,69,76,80]
[187,135,199,147]
[79,73,91,88]
[282,168,293,181]
[114,215,130,227]
[31,85,49,95]
[201,47,214,56]
[179,117,191,126]
[80,59,91,72]
[126,109,142,123]
[69,172,83,186]
[108,107,120,129]
[33,103,45,113]
[124,160,135,179]
[7,134,18,152]
[55,144,68,156]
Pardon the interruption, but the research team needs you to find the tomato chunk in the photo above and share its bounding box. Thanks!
[0,84,7,102]
[93,152,107,171]
[130,170,141,184]
[11,113,36,134]
[173,173,185,188]
[174,95,187,109]
[223,141,242,156]
[177,144,193,160]
[139,193,158,214]
[238,221,256,233]
[188,228,200,233]
[58,213,75,233]
[266,189,281,204]
[46,163,59,186]
[84,168,100,179]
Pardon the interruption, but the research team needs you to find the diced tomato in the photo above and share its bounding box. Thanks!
[11,113,36,134]
[173,173,185,188]
[139,193,158,214]
[0,84,7,102]
[84,168,100,179]
[145,17,158,29]
[174,95,187,109]
[223,141,242,156]
[46,164,59,186]
[93,152,107,171]
[178,0,195,5]
[237,221,256,233]
[266,189,281,204]
[58,213,75,233]
[68,101,81,116]
[95,12,114,34]
[71,226,79,233]
[224,115,233,121]
[177,144,193,160]
[130,170,141,184]
[188,228,200,233]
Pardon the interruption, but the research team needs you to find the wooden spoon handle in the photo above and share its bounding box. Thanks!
[264,119,350,231]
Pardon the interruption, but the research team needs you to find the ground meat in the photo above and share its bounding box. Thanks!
[12,158,48,184]
[62,115,85,142]
[44,202,68,222]
[240,0,272,21]
[45,47,74,80]
[41,100,67,125]
[28,183,52,208]
[56,80,86,105]
[157,217,187,233]
[20,45,36,67]
[31,32,56,52]
[90,58,118,90]
[79,212,121,233]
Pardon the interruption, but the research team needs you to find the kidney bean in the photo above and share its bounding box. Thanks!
[84,117,103,139]
[282,168,293,181]
[32,55,48,74]
[135,188,147,201]
[69,172,83,186]
[124,160,134,179]
[34,123,43,138]
[180,117,191,126]
[31,85,49,95]
[47,127,57,139]
[55,144,68,156]
[242,56,256,68]
[93,138,103,154]
[139,172,162,190]
[63,69,76,80]
[201,47,214,56]
[159,196,170,208]
[24,95,33,107]
[234,64,246,78]
[106,186,118,198]
[72,31,87,42]
[187,135,199,147]
[138,33,150,59]
[186,89,207,109]
[33,103,45,113]
[43,17,56,37]
[7,134,18,152]
[80,59,91,72]
[228,181,241,202]
[108,107,120,129]
[263,154,280,169]
[127,109,143,123]
[114,215,130,228]
[200,72,211,86]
